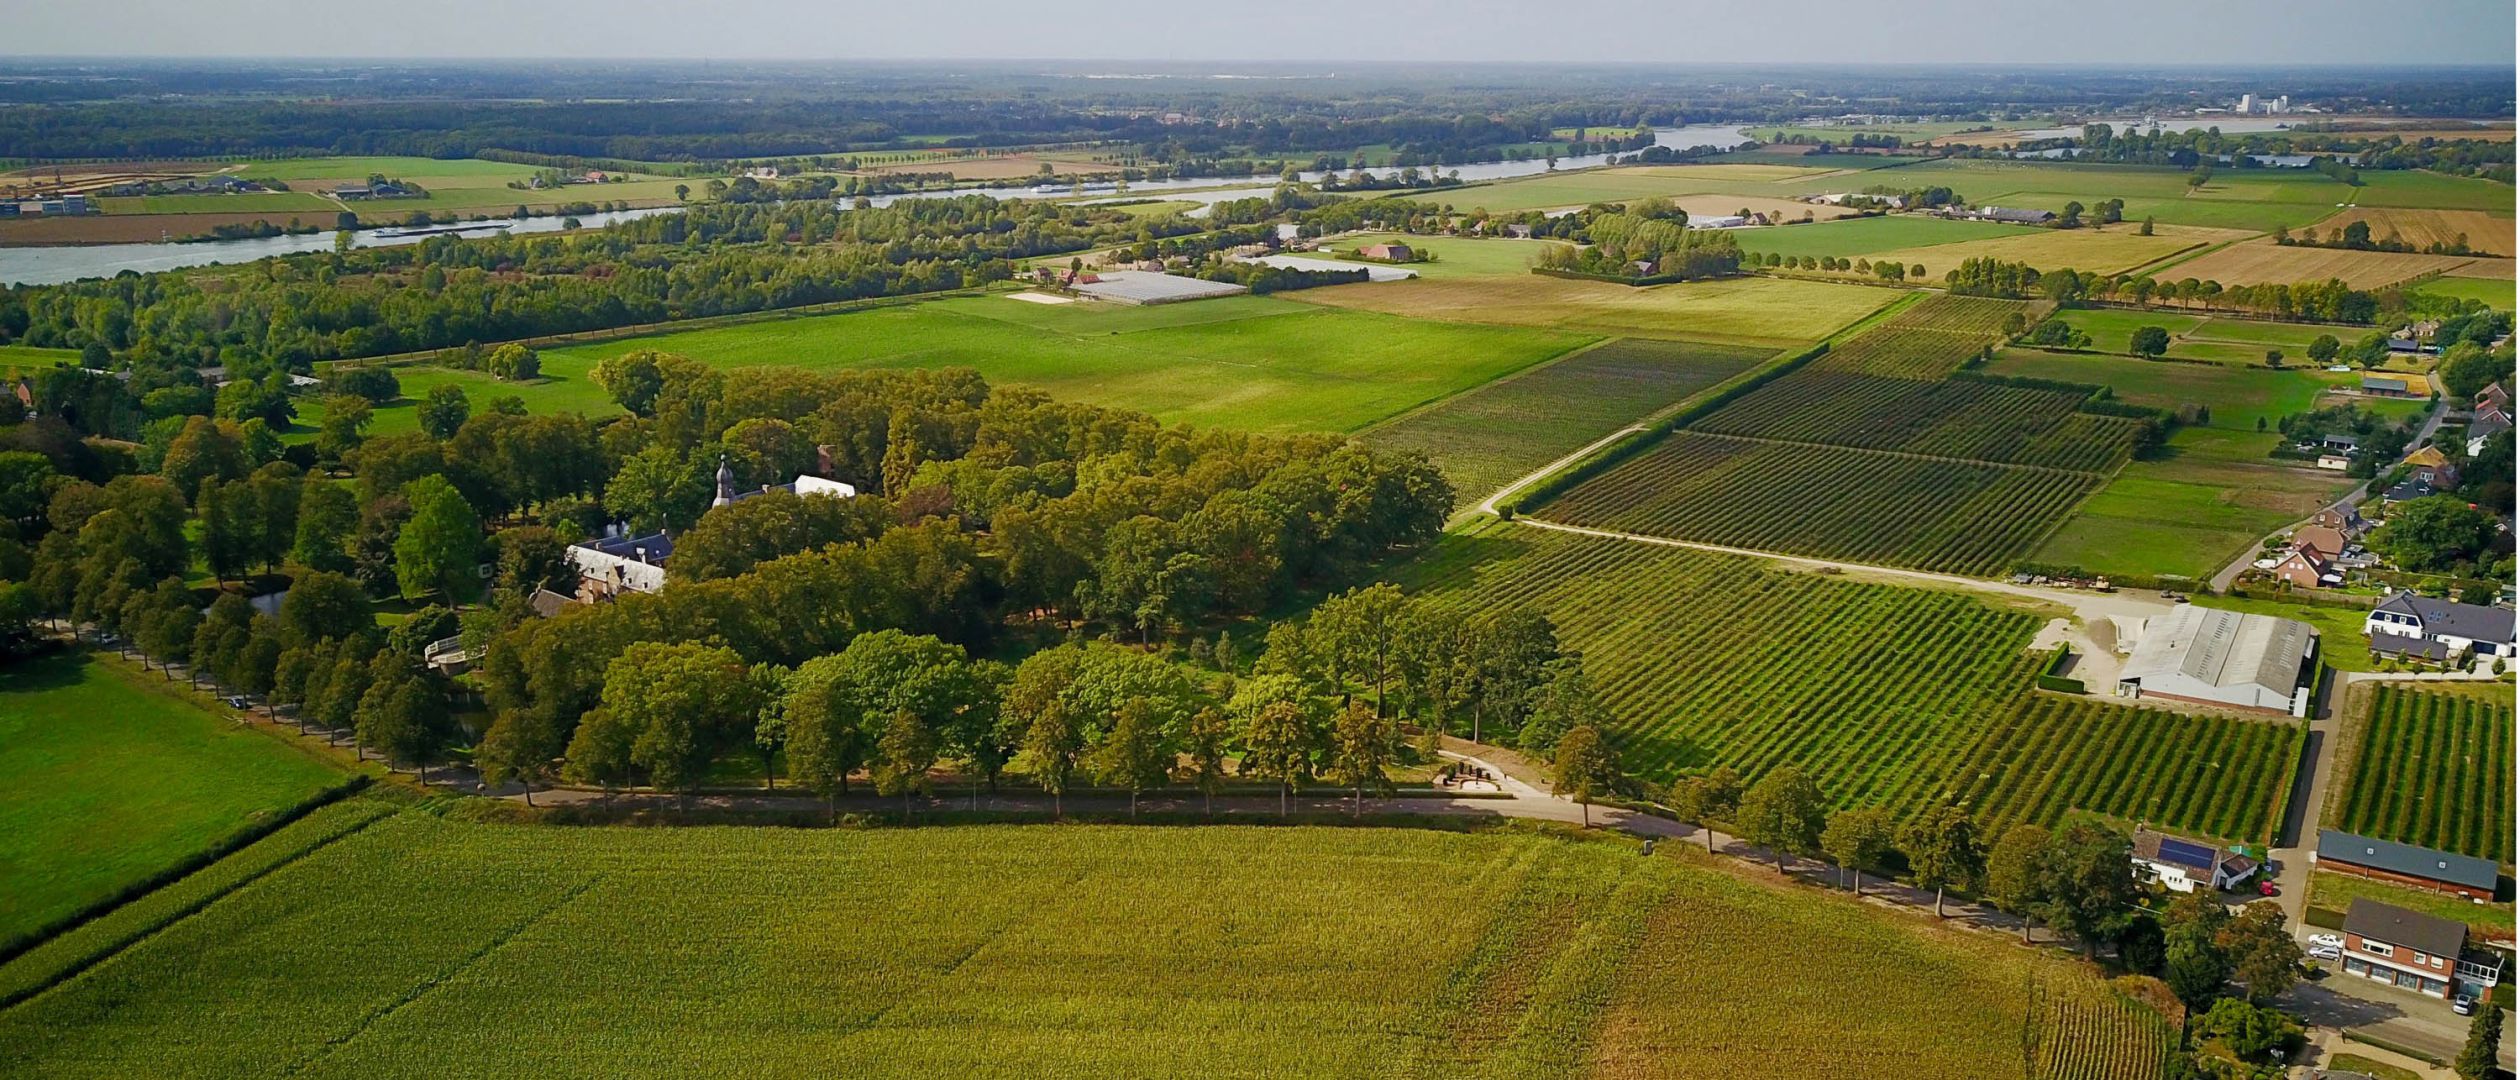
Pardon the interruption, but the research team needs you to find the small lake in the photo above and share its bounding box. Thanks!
[0,125,1757,287]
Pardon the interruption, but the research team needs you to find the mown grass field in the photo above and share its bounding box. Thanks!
[1986,348,2362,432]
[0,812,2171,1079]
[1362,338,1766,503]
[1293,274,1897,350]
[2331,682,2514,865]
[0,652,344,945]
[2046,310,2390,367]
[1440,163,1847,213]
[2028,458,2346,580]
[2411,274,2518,311]
[95,192,339,215]
[287,365,618,443]
[1406,523,2298,842]
[546,294,1592,434]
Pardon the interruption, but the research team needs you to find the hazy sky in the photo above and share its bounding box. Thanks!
[2,0,2512,65]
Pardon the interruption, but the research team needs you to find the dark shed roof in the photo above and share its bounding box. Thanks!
[2318,829,2499,893]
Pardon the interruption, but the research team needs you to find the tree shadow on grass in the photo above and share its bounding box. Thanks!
[0,647,93,695]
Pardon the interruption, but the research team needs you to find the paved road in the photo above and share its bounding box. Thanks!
[2209,372,2451,592]
[2287,972,2515,1070]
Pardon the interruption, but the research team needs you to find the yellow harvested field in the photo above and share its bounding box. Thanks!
[1291,273,1899,349]
[2301,208,2517,257]
[1868,222,2246,278]
[2170,240,2495,289]
[1625,163,1837,182]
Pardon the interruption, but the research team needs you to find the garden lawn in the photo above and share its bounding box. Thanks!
[1293,274,1896,350]
[547,294,1591,434]
[0,652,344,945]
[0,815,2171,1079]
[1986,348,2360,432]
[2305,871,2514,944]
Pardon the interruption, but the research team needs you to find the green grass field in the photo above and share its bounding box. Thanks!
[233,157,549,181]
[1987,348,2356,432]
[95,192,339,215]
[1297,273,1898,350]
[1735,215,2020,259]
[544,294,1591,435]
[0,652,344,945]
[287,366,618,443]
[1362,338,1766,502]
[2029,457,2346,580]
[1439,163,1846,213]
[2411,274,2518,311]
[0,811,2171,1079]
[0,344,79,374]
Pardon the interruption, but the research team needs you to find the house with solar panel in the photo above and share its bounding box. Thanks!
[2131,826,2258,893]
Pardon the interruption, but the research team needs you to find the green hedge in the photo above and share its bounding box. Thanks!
[2035,675,2088,694]
[2303,905,2346,930]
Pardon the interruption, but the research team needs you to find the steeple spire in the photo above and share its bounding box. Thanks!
[711,453,735,508]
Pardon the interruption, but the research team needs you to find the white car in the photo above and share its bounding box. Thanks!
[2306,945,2341,962]
[2306,933,2344,952]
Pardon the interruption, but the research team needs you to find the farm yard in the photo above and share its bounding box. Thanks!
[1290,273,1898,350]
[0,653,346,946]
[2330,683,2514,865]
[1405,522,2300,843]
[1532,433,2102,576]
[0,812,2174,1080]
[544,294,1591,435]
[1362,337,1767,503]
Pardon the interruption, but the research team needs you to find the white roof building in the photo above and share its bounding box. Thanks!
[2113,604,2319,716]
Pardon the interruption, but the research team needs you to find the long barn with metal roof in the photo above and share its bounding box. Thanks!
[2113,604,2319,716]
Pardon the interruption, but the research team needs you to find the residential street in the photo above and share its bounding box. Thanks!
[2209,371,2452,592]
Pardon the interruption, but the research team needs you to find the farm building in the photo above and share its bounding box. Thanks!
[2130,827,2258,893]
[2360,373,2424,397]
[2365,592,2516,660]
[1067,270,1249,306]
[2339,899,2504,1000]
[2320,433,2360,452]
[1355,243,1416,262]
[2315,830,2499,901]
[2113,604,2319,716]
[2315,454,2351,471]
[1687,215,1752,229]
[1975,206,2056,225]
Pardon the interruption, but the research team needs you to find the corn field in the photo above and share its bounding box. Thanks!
[0,816,2161,1078]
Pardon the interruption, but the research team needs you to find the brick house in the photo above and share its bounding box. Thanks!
[2316,830,2499,902]
[2266,543,2340,589]
[2340,899,2503,1000]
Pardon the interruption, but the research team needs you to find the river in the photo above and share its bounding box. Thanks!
[0,124,1756,287]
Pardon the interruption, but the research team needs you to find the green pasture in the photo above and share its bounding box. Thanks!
[0,652,343,945]
[2410,274,2517,311]
[1323,232,1570,279]
[546,294,1591,434]
[233,156,546,181]
[287,365,619,443]
[1986,347,2356,432]
[96,192,338,215]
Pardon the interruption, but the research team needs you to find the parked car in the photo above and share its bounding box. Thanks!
[2257,880,2278,897]
[2453,994,2476,1016]
[2306,945,2341,962]
[225,695,250,709]
[2306,933,2344,951]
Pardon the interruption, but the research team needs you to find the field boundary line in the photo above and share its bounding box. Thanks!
[286,875,600,1075]
[0,796,397,1012]
[1468,424,1648,522]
